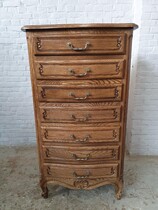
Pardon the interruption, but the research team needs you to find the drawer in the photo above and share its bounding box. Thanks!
[44,163,118,189]
[44,163,118,179]
[40,104,121,123]
[34,34,126,55]
[35,59,125,80]
[38,85,123,102]
[42,145,119,162]
[41,126,120,143]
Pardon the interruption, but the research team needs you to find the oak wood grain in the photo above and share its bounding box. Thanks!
[23,23,137,199]
[39,105,121,123]
[35,58,125,80]
[38,85,123,102]
[41,125,121,143]
[42,145,119,163]
[43,163,118,179]
[33,34,126,55]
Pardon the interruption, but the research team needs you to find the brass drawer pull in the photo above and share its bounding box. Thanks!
[69,92,91,100]
[67,42,90,51]
[71,114,91,122]
[72,153,90,161]
[70,134,90,143]
[73,172,90,179]
[68,68,91,77]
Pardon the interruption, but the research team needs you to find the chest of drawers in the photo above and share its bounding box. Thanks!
[22,23,138,199]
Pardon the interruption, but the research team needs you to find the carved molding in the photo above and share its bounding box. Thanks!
[45,148,50,157]
[41,88,46,98]
[74,179,89,189]
[113,109,118,119]
[111,149,117,159]
[37,38,42,50]
[115,62,121,73]
[47,166,51,175]
[44,129,48,139]
[117,37,122,49]
[111,167,116,175]
[114,87,119,98]
[113,130,118,139]
[42,109,47,120]
[39,64,44,75]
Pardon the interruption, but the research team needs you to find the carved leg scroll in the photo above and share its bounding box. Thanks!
[114,180,123,200]
[40,179,48,198]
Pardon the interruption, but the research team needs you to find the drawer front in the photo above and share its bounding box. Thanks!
[42,145,119,162]
[41,126,120,143]
[44,163,118,179]
[34,34,126,55]
[35,59,125,80]
[38,86,122,102]
[40,106,121,123]
[44,163,118,189]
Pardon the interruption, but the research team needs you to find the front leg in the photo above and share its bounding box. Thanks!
[40,179,48,198]
[114,179,123,200]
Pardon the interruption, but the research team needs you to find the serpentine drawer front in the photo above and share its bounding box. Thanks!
[39,103,121,123]
[41,126,121,143]
[42,145,120,162]
[34,59,125,80]
[37,84,123,102]
[22,23,138,200]
[33,34,126,55]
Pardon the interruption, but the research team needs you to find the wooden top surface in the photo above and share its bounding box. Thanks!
[21,23,138,32]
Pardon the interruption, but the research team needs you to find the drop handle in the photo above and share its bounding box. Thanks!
[72,153,90,161]
[71,114,91,122]
[67,42,90,51]
[68,68,91,77]
[73,171,91,179]
[69,92,91,100]
[70,134,90,143]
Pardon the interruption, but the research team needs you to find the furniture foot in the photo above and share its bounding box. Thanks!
[116,189,122,200]
[41,186,48,198]
[114,180,123,200]
[40,179,48,199]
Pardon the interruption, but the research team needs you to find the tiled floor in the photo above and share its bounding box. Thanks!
[0,146,158,210]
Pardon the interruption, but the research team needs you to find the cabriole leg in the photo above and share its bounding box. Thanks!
[114,180,123,200]
[40,179,48,198]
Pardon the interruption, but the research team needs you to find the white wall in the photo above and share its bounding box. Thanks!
[0,0,158,155]
[130,0,158,155]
